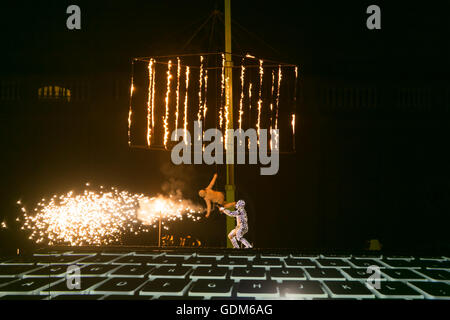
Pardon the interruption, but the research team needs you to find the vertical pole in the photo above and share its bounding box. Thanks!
[224,0,235,248]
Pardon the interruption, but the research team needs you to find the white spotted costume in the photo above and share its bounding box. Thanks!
[222,200,252,249]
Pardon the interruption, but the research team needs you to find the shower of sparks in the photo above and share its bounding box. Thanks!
[273,65,282,151]
[248,82,253,150]
[151,60,156,131]
[183,66,190,145]
[137,194,202,226]
[1,221,6,229]
[238,64,245,131]
[257,59,264,145]
[146,59,155,146]
[163,60,173,149]
[197,56,204,140]
[19,187,202,246]
[275,65,282,131]
[174,57,181,140]
[203,69,208,122]
[219,54,225,130]
[127,75,134,146]
[224,76,230,150]
[270,69,275,132]
[291,113,296,135]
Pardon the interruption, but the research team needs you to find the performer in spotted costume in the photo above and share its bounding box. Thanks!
[219,200,252,249]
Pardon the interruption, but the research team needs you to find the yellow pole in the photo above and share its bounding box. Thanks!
[224,0,235,248]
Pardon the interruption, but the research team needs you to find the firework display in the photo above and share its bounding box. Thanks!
[128,53,298,152]
[18,186,202,246]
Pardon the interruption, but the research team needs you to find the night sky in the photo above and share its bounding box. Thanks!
[0,1,449,253]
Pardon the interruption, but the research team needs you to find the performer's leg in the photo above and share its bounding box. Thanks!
[228,229,239,249]
[236,228,252,248]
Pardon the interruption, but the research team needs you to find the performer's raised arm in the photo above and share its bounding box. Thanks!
[220,207,239,217]
[206,173,218,189]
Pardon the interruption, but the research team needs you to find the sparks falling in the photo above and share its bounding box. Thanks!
[224,76,230,150]
[239,64,245,131]
[183,66,190,145]
[146,59,155,146]
[274,65,282,151]
[197,56,204,132]
[174,57,181,140]
[163,60,173,149]
[19,187,202,246]
[257,59,264,145]
[127,72,134,146]
[219,54,225,130]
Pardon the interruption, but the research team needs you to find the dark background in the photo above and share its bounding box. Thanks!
[0,0,449,252]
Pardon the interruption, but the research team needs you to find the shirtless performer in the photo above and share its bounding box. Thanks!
[219,200,252,249]
[199,173,233,218]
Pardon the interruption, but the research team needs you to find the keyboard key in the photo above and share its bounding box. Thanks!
[321,254,352,259]
[290,254,320,259]
[92,278,148,295]
[2,256,37,265]
[190,267,228,279]
[253,258,283,268]
[189,279,234,297]
[317,259,350,268]
[103,294,152,300]
[373,282,423,299]
[139,278,190,296]
[111,265,153,278]
[280,280,327,298]
[164,252,194,258]
[182,257,217,266]
[381,259,420,268]
[237,280,278,297]
[231,267,266,280]
[0,265,43,278]
[228,252,256,258]
[0,295,48,300]
[348,259,385,268]
[51,295,103,300]
[149,256,186,266]
[23,265,76,278]
[417,269,450,281]
[306,268,345,280]
[78,255,120,264]
[353,254,382,259]
[382,269,427,281]
[324,281,374,298]
[134,251,163,257]
[421,260,450,270]
[149,266,191,278]
[284,258,317,268]
[269,268,306,280]
[159,295,204,300]
[80,264,120,276]
[0,278,61,294]
[409,282,450,299]
[43,277,108,294]
[385,255,414,260]
[342,268,386,281]
[196,251,225,258]
[211,296,255,300]
[260,253,289,259]
[36,255,87,265]
[33,252,63,256]
[112,256,155,265]
[0,278,17,287]
[218,257,248,267]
